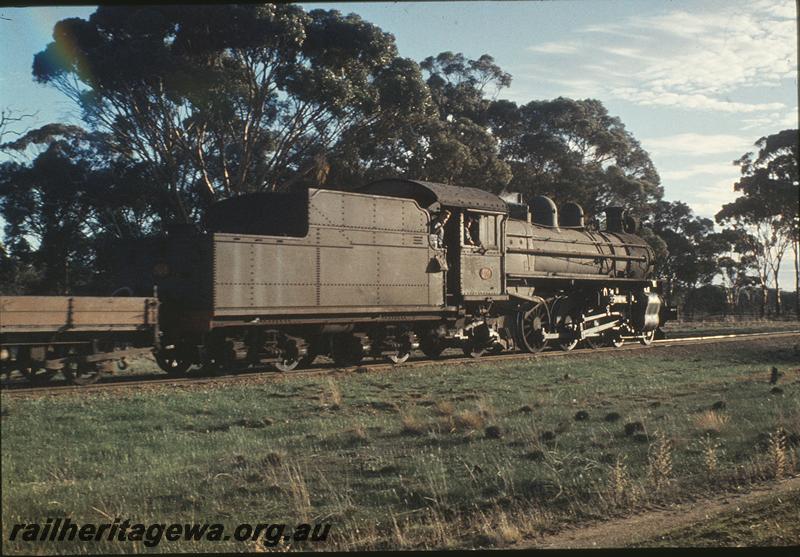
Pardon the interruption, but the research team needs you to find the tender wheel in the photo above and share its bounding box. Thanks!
[62,357,103,386]
[639,330,656,346]
[330,334,364,367]
[298,354,317,368]
[515,300,549,353]
[155,347,193,376]
[420,335,445,359]
[274,340,301,372]
[201,339,236,375]
[387,351,410,364]
[387,335,413,364]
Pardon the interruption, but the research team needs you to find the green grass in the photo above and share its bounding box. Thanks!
[2,337,799,553]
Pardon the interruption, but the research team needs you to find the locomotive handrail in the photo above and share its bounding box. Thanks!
[523,236,649,249]
[505,247,647,262]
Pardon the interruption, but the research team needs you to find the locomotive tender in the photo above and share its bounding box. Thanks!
[1,178,675,384]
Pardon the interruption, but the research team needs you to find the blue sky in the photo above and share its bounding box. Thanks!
[1,1,797,284]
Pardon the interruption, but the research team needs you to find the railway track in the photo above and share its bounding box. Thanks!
[2,330,797,398]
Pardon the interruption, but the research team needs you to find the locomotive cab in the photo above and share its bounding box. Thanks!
[359,179,509,305]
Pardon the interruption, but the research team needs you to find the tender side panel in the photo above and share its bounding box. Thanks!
[0,296,157,333]
[212,190,444,315]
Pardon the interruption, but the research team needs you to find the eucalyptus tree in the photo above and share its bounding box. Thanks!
[33,4,427,222]
[487,97,662,219]
[716,129,799,316]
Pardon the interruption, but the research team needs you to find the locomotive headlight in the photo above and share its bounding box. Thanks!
[153,263,170,278]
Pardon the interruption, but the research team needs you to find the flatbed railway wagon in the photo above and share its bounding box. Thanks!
[0,295,158,385]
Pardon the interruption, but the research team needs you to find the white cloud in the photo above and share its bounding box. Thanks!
[642,133,753,156]
[527,42,579,54]
[612,88,785,113]
[669,178,740,219]
[741,108,799,130]
[526,1,797,116]
[661,163,739,181]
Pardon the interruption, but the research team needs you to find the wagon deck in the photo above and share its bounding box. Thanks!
[0,296,158,335]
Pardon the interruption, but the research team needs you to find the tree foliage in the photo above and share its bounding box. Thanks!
[1,4,729,300]
[716,129,799,316]
[487,97,662,217]
[32,5,426,222]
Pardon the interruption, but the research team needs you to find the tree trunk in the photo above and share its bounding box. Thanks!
[760,282,767,318]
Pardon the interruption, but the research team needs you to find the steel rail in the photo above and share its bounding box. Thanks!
[2,330,798,398]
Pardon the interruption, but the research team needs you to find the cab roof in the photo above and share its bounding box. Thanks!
[359,178,508,213]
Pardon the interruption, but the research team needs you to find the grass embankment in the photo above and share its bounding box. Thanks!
[2,336,799,553]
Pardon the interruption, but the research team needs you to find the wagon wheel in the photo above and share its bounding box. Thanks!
[274,340,301,372]
[515,300,549,353]
[558,315,579,352]
[17,347,56,384]
[155,346,193,376]
[419,335,445,359]
[62,356,103,386]
[330,334,364,367]
[639,330,656,346]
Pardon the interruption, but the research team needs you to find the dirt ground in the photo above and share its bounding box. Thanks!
[526,476,800,548]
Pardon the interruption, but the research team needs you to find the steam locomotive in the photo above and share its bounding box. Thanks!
[1,178,676,384]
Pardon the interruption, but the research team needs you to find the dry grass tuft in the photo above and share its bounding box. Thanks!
[767,429,788,478]
[344,426,369,445]
[433,400,455,417]
[321,379,343,410]
[400,414,426,436]
[693,410,730,433]
[648,432,673,491]
[485,510,522,546]
[476,398,496,421]
[453,410,485,432]
[609,456,631,506]
[700,435,720,477]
